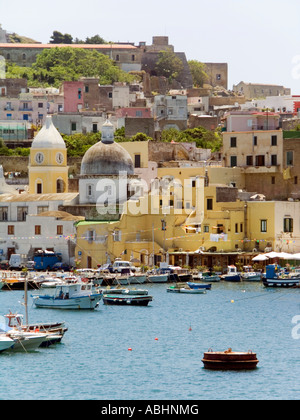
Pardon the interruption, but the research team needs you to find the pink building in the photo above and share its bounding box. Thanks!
[115,107,152,118]
[224,111,280,132]
[63,81,84,113]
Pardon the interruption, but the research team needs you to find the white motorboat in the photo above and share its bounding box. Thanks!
[241,272,262,281]
[113,273,147,285]
[0,334,15,352]
[32,282,102,310]
[147,273,169,283]
[6,331,47,351]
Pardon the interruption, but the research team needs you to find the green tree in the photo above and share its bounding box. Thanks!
[49,31,73,44]
[155,49,184,83]
[7,47,135,87]
[188,60,208,87]
[85,35,106,44]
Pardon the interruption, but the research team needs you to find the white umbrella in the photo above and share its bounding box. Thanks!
[264,251,281,259]
[292,253,300,260]
[252,254,269,262]
[277,252,294,260]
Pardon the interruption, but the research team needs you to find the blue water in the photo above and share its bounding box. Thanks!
[0,282,299,400]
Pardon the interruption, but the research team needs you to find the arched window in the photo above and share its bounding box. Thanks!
[56,179,65,193]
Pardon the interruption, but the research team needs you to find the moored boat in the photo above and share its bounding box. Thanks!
[4,312,67,347]
[263,265,300,288]
[241,272,262,281]
[103,294,152,306]
[220,266,242,282]
[202,348,259,370]
[32,282,102,310]
[0,335,15,352]
[167,286,207,294]
[187,282,212,290]
[147,273,169,283]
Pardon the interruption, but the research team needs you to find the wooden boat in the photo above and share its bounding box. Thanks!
[202,348,259,370]
[101,287,148,296]
[263,265,300,288]
[220,266,242,282]
[4,312,67,347]
[103,294,152,306]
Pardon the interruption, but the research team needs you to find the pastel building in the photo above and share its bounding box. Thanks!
[28,116,69,194]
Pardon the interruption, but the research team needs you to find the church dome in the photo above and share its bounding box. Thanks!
[31,115,66,150]
[80,120,134,176]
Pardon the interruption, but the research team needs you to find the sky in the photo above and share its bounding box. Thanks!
[1,0,300,94]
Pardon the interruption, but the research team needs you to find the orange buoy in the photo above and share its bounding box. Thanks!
[155,337,158,341]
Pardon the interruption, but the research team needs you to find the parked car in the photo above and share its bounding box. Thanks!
[51,262,72,272]
[112,260,136,273]
[0,260,9,270]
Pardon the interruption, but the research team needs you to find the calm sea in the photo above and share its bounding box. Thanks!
[0,282,299,400]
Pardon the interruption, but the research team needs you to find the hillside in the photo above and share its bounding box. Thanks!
[8,32,40,44]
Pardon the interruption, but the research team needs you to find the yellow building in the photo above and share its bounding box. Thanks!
[29,116,68,194]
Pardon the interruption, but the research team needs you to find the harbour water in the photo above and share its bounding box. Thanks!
[0,282,299,400]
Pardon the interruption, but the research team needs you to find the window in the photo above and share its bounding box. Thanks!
[17,206,28,221]
[261,220,267,233]
[253,136,257,146]
[255,155,265,166]
[116,55,120,62]
[85,85,89,93]
[38,103,43,108]
[57,225,63,235]
[8,225,14,235]
[37,183,42,194]
[37,206,48,214]
[92,123,98,133]
[131,55,135,62]
[230,137,237,147]
[230,156,237,167]
[294,176,298,185]
[0,207,8,221]
[207,198,213,210]
[87,184,93,197]
[271,176,275,185]
[286,151,294,166]
[235,223,239,233]
[216,74,221,80]
[271,155,277,166]
[134,154,141,168]
[35,225,41,235]
[246,156,253,166]
[135,110,142,117]
[284,218,293,233]
[113,230,121,242]
[203,225,209,233]
[71,122,77,131]
[271,135,277,146]
[87,230,95,243]
[108,92,112,99]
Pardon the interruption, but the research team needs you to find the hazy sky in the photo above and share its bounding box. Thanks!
[1,0,300,93]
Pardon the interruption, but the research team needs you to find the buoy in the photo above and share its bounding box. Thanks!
[155,337,158,341]
[231,300,235,303]
[189,325,192,331]
[128,348,132,351]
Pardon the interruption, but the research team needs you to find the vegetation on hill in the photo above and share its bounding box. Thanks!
[5,47,135,87]
[49,30,107,45]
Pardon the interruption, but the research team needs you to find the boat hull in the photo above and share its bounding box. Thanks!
[147,274,169,283]
[221,275,241,282]
[263,278,300,288]
[167,287,206,294]
[202,350,259,370]
[187,282,212,290]
[103,295,152,306]
[33,294,102,310]
[0,336,15,352]
[113,275,147,285]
